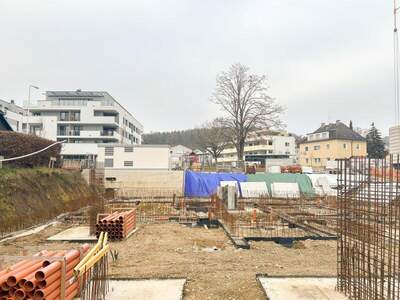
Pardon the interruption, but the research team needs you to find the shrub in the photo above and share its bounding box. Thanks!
[0,131,61,167]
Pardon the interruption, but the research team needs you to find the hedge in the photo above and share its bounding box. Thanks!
[0,131,61,167]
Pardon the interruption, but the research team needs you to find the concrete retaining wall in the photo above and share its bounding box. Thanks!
[104,169,184,197]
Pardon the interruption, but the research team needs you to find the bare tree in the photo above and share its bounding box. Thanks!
[196,118,230,165]
[211,63,283,162]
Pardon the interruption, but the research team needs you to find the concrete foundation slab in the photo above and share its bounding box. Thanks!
[47,226,97,242]
[105,279,186,300]
[258,277,347,300]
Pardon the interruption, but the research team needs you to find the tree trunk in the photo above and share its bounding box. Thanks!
[236,139,245,162]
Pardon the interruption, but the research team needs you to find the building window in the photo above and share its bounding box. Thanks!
[314,158,320,163]
[72,125,80,136]
[305,146,308,151]
[58,125,67,136]
[356,144,360,150]
[343,143,347,149]
[124,146,133,152]
[104,147,114,156]
[124,161,133,167]
[327,157,331,161]
[314,145,320,150]
[326,144,330,149]
[285,142,290,147]
[104,159,114,168]
[306,158,309,163]
[59,111,69,121]
[268,140,273,145]
[71,111,80,121]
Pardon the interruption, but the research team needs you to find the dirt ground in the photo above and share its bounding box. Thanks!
[0,222,337,300]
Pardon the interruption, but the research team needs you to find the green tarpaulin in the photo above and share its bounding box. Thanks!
[247,173,316,197]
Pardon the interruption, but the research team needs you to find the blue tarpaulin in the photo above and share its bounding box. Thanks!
[184,170,247,197]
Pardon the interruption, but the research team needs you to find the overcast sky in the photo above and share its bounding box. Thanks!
[0,0,395,135]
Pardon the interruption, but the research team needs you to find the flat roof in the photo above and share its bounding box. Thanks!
[97,143,170,148]
[46,90,143,128]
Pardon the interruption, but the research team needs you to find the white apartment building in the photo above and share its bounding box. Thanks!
[390,125,400,155]
[219,130,296,165]
[0,92,170,169]
[0,99,27,132]
[25,90,143,145]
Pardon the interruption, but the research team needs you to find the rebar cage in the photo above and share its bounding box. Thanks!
[337,156,400,300]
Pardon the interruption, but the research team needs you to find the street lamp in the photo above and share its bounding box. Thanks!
[27,85,39,134]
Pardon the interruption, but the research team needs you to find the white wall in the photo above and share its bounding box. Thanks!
[3,110,23,131]
[61,143,99,155]
[390,125,400,155]
[98,145,170,169]
[131,147,170,169]
[272,135,296,156]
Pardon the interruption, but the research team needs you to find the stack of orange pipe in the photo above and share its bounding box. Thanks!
[0,244,89,300]
[96,209,136,240]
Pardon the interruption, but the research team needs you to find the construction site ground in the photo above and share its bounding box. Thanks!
[0,222,337,300]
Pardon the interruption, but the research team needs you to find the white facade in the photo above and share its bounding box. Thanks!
[0,99,26,132]
[97,144,170,169]
[389,125,400,155]
[24,90,143,146]
[219,130,296,164]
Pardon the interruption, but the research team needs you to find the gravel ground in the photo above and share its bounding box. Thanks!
[0,222,337,300]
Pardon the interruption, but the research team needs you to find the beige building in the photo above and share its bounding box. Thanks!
[299,121,367,169]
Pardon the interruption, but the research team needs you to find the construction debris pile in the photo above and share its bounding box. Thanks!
[96,209,136,240]
[0,244,90,300]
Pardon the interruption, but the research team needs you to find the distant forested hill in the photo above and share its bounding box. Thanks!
[142,129,200,149]
[143,129,301,149]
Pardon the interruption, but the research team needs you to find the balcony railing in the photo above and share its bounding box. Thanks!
[101,131,114,136]
[58,130,81,136]
[59,116,81,121]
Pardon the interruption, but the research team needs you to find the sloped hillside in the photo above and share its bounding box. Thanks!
[0,168,99,235]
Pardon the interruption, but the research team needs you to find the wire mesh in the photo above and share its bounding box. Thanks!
[337,156,400,300]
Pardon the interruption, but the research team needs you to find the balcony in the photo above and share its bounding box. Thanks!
[56,130,119,140]
[101,130,115,136]
[58,130,81,136]
[59,116,81,122]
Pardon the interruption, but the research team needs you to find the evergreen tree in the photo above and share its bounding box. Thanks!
[366,123,385,159]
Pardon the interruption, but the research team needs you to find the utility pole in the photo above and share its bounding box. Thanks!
[27,85,39,134]
[394,0,400,124]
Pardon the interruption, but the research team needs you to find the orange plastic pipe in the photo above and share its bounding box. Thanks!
[65,281,79,300]
[7,287,15,297]
[34,271,74,300]
[0,282,9,291]
[13,288,25,300]
[0,260,36,286]
[0,260,28,277]
[35,269,73,290]
[35,246,88,281]
[32,256,78,292]
[6,259,45,287]
[0,250,50,286]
